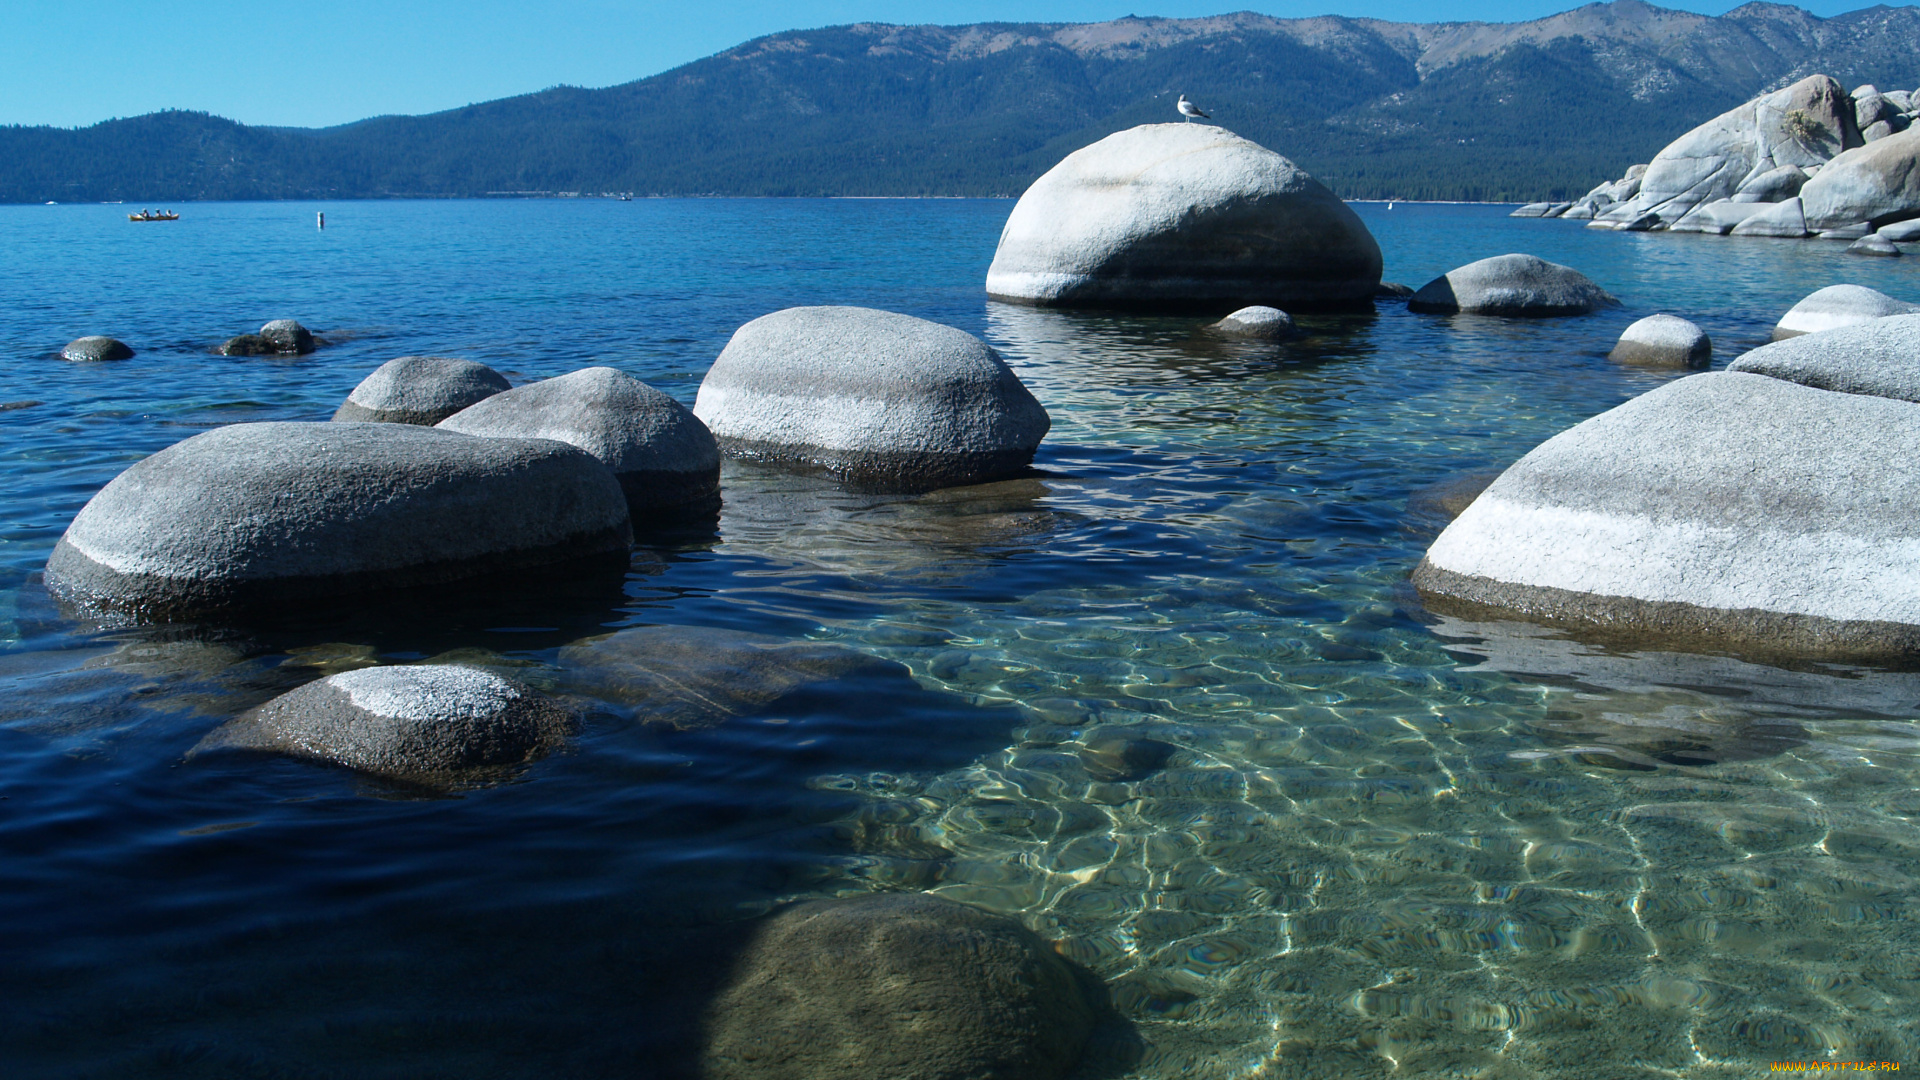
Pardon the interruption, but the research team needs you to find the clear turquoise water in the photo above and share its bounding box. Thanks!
[2,199,1919,1078]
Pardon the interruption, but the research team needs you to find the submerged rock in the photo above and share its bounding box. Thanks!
[1079,730,1178,782]
[1608,314,1711,368]
[61,336,133,362]
[984,123,1381,310]
[1729,313,1920,402]
[557,625,897,729]
[1408,254,1615,317]
[438,366,720,515]
[45,422,631,621]
[194,665,571,779]
[1771,283,1920,339]
[333,356,512,425]
[1207,305,1296,340]
[701,892,1098,1080]
[695,306,1049,492]
[215,334,274,356]
[258,319,316,355]
[1414,371,1920,664]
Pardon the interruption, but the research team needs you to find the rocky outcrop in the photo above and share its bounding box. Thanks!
[193,665,572,781]
[694,307,1050,492]
[45,422,632,621]
[984,124,1381,310]
[702,893,1098,1080]
[61,336,133,362]
[1413,371,1920,664]
[1537,75,1920,242]
[1799,126,1920,231]
[1730,313,1920,402]
[1407,254,1615,317]
[1771,284,1920,339]
[438,367,720,515]
[1608,314,1710,368]
[1207,305,1296,339]
[333,356,512,425]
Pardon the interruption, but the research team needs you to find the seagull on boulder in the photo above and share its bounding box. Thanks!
[1177,94,1210,122]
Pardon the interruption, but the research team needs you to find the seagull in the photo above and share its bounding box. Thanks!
[1177,94,1210,122]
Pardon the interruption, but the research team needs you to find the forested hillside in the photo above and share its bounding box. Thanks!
[6,1,1920,203]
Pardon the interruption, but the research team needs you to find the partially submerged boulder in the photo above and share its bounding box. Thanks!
[333,356,512,425]
[61,336,133,362]
[1407,254,1615,317]
[1851,233,1903,256]
[984,123,1381,309]
[1207,305,1296,340]
[702,892,1097,1080]
[1800,126,1920,231]
[1608,314,1711,368]
[215,334,274,356]
[439,367,719,515]
[1414,371,1920,663]
[1730,313,1920,402]
[194,665,571,780]
[1729,196,1810,238]
[694,307,1049,492]
[45,422,632,621]
[1668,199,1765,234]
[1771,284,1920,339]
[259,319,316,355]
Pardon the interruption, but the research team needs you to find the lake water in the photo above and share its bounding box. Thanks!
[3,198,1918,1078]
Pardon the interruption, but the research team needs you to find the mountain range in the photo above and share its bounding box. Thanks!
[6,0,1920,204]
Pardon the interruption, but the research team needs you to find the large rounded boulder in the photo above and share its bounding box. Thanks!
[438,367,720,515]
[193,665,572,780]
[694,307,1050,492]
[333,356,512,425]
[61,336,134,363]
[1771,283,1920,339]
[984,123,1382,310]
[1730,313,1920,402]
[1413,371,1920,663]
[1408,254,1616,316]
[1799,126,1920,232]
[45,422,631,620]
[701,892,1097,1080]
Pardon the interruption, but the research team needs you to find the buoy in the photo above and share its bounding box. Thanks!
[318,211,325,230]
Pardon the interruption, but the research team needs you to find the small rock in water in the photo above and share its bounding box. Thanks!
[215,334,274,356]
[1608,314,1712,368]
[1771,283,1920,339]
[0,400,41,411]
[258,319,316,355]
[438,366,720,516]
[1374,281,1414,299]
[1849,233,1903,257]
[1408,254,1616,317]
[334,356,512,425]
[701,892,1099,1080]
[1207,305,1296,340]
[1079,730,1178,781]
[61,336,134,362]
[193,664,572,780]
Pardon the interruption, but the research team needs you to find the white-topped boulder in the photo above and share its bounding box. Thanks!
[1607,314,1711,368]
[1729,313,1920,402]
[439,366,720,515]
[695,306,1049,492]
[1407,254,1616,317]
[258,319,315,355]
[1799,127,1920,232]
[45,422,632,620]
[61,336,134,362]
[333,356,512,425]
[194,665,572,779]
[1207,305,1296,340]
[1771,284,1920,339]
[985,123,1381,310]
[1414,371,1920,663]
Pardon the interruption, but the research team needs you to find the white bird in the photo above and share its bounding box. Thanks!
[1177,94,1210,122]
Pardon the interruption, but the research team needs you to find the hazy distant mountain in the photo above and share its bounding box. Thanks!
[6,0,1920,203]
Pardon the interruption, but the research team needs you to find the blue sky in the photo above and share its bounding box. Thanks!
[0,0,1887,129]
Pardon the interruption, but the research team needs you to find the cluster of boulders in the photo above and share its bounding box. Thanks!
[218,319,318,355]
[1513,75,1920,255]
[1416,284,1920,664]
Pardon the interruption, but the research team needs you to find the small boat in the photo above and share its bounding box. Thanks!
[128,210,179,222]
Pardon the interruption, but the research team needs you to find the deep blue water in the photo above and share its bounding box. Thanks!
[3,198,1919,1079]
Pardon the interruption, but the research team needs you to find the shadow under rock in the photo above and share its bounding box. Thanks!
[1412,613,1920,767]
